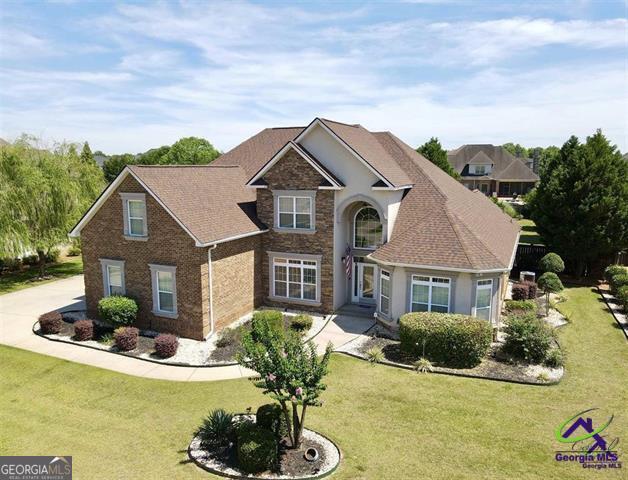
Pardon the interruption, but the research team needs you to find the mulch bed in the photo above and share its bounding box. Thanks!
[356,336,561,385]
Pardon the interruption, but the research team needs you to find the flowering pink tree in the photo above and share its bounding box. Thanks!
[237,320,332,449]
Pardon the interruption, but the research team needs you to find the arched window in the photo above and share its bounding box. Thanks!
[354,206,382,249]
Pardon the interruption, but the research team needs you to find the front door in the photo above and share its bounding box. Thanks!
[353,262,376,304]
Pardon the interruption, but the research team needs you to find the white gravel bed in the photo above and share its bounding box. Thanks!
[333,333,370,356]
[525,364,564,382]
[544,308,568,328]
[138,337,216,365]
[188,426,340,480]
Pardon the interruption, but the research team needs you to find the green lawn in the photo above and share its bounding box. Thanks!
[1,286,626,479]
[0,256,83,295]
[518,219,543,245]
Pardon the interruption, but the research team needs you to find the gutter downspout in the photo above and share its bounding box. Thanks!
[207,244,217,339]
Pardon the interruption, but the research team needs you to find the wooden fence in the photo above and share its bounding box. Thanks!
[513,244,548,273]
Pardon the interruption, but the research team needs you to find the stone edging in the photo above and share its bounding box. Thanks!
[188,427,342,480]
[597,287,628,341]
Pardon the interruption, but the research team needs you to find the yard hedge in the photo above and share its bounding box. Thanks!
[610,273,628,294]
[251,310,284,339]
[237,425,278,473]
[502,313,555,364]
[399,312,492,368]
[97,296,138,327]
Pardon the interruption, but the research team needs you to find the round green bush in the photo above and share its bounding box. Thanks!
[610,273,628,294]
[604,264,626,282]
[399,312,492,368]
[256,404,289,440]
[237,426,278,474]
[289,314,313,332]
[251,310,284,341]
[616,285,628,312]
[502,313,555,364]
[538,253,565,274]
[98,296,138,326]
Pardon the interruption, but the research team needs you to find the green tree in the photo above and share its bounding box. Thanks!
[80,141,94,164]
[538,253,565,274]
[237,319,332,449]
[162,137,220,165]
[0,137,104,277]
[102,153,135,182]
[529,130,628,276]
[537,272,564,315]
[139,145,170,165]
[503,142,530,159]
[416,137,460,179]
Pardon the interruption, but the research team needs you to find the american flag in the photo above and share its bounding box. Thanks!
[344,244,352,278]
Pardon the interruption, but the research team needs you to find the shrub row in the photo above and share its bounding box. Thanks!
[512,281,537,300]
[399,312,492,368]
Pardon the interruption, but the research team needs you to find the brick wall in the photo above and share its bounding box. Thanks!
[210,235,263,331]
[257,149,335,313]
[81,175,210,340]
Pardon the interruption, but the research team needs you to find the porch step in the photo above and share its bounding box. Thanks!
[336,304,376,319]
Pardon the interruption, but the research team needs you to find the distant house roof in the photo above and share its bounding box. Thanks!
[448,145,540,182]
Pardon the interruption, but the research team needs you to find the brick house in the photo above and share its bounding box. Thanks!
[70,118,520,340]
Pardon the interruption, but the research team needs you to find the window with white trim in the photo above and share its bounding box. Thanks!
[149,265,177,316]
[354,206,382,249]
[127,199,146,236]
[100,259,125,297]
[475,279,493,321]
[273,258,317,301]
[380,270,391,316]
[278,196,312,230]
[410,275,450,313]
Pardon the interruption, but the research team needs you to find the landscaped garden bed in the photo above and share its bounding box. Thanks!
[35,306,327,367]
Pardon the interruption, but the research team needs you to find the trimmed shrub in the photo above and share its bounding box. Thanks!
[256,404,289,440]
[251,310,284,340]
[114,327,139,351]
[504,300,536,313]
[544,348,564,368]
[39,311,63,334]
[73,319,94,341]
[610,273,628,294]
[237,426,278,473]
[97,296,138,326]
[511,282,529,301]
[154,334,178,358]
[604,264,626,282]
[289,314,313,332]
[538,253,565,273]
[399,312,492,368]
[197,409,235,449]
[524,281,538,299]
[502,313,555,364]
[616,285,628,312]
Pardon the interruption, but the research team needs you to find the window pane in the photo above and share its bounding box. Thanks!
[278,197,293,212]
[295,197,310,213]
[274,265,286,282]
[288,282,301,299]
[431,305,448,313]
[476,288,491,309]
[381,296,390,315]
[303,284,316,300]
[431,285,449,307]
[412,284,429,304]
[274,281,287,297]
[110,285,124,296]
[415,276,430,282]
[303,267,316,285]
[158,291,174,312]
[279,213,293,228]
[476,307,490,321]
[295,213,310,229]
[354,207,382,248]
[412,302,429,312]
[108,265,122,287]
[288,267,301,283]
[128,200,144,217]
[129,218,144,235]
[381,277,390,297]
[157,271,173,293]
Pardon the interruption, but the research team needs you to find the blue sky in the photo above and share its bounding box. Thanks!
[1,0,626,153]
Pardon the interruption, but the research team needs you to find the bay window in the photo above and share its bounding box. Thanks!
[410,275,450,313]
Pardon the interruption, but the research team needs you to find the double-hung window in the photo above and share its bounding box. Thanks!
[100,259,125,297]
[410,275,450,313]
[149,264,177,317]
[380,270,391,316]
[120,193,147,238]
[475,279,493,321]
[273,258,317,301]
[277,196,312,230]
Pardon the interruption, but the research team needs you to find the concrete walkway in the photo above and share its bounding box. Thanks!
[0,275,374,381]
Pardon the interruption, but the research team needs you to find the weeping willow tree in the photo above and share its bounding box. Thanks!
[0,136,104,277]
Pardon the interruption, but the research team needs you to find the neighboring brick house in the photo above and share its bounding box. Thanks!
[71,118,520,340]
[447,144,540,197]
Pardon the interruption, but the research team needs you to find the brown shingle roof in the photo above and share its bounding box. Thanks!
[448,145,539,182]
[128,165,265,245]
[370,133,520,270]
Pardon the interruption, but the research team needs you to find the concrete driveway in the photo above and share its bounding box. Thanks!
[0,275,374,380]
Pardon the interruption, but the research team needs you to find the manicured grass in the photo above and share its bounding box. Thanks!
[0,256,83,295]
[518,218,544,245]
[1,287,626,479]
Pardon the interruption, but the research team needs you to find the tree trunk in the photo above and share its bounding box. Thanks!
[37,250,46,279]
[292,403,301,449]
[279,401,294,447]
